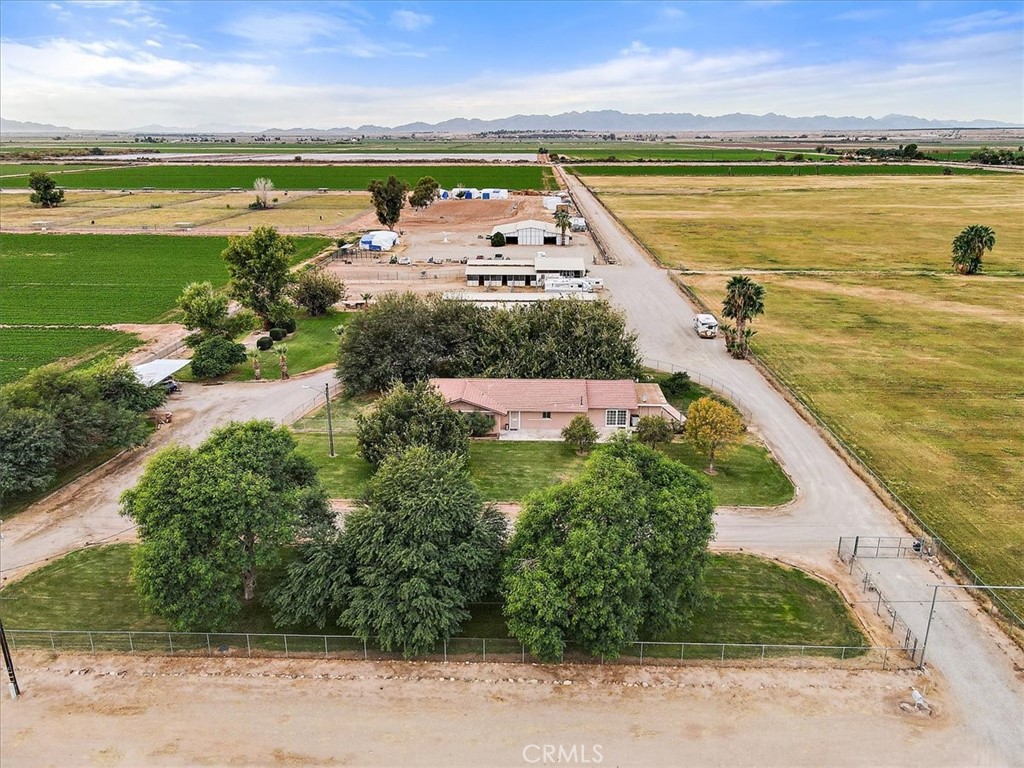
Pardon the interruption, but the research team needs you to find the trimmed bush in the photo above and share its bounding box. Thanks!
[256,336,274,351]
[190,336,246,379]
[461,411,496,437]
[491,231,506,248]
[279,316,297,334]
[269,328,286,341]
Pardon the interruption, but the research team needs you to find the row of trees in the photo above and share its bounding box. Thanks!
[1,361,165,503]
[337,293,641,394]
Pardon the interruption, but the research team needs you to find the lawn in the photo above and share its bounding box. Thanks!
[0,326,141,385]
[293,418,793,506]
[227,310,351,381]
[0,233,330,325]
[585,170,1024,617]
[569,163,998,177]
[6,164,556,191]
[0,545,863,652]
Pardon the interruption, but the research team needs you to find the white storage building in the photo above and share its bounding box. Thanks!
[359,231,400,251]
[490,219,561,246]
[481,188,510,200]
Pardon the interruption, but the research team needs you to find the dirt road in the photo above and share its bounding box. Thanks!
[0,368,336,583]
[0,651,989,768]
[559,167,1024,763]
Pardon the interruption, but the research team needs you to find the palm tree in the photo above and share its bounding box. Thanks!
[247,348,262,381]
[553,209,572,246]
[721,276,765,359]
[276,345,289,380]
[951,225,995,275]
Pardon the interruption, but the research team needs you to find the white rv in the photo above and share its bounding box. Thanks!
[693,314,719,338]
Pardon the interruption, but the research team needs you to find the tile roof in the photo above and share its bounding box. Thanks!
[430,378,648,415]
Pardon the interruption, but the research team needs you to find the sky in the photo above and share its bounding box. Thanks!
[1,0,1022,130]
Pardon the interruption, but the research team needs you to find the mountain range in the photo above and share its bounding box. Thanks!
[2,110,1018,135]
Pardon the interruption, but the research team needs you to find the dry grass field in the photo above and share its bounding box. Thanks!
[0,190,370,233]
[584,172,1024,613]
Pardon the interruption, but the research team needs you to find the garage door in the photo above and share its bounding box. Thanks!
[518,227,544,246]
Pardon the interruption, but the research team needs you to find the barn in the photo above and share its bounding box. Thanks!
[490,219,560,246]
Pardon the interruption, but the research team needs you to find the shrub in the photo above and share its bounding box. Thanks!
[461,411,496,437]
[634,415,674,450]
[256,336,274,351]
[292,269,347,316]
[562,415,599,455]
[491,231,506,248]
[269,328,286,341]
[189,336,247,379]
[660,371,691,398]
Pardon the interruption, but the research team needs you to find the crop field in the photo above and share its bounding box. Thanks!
[0,164,557,191]
[585,170,1024,615]
[0,233,330,324]
[556,147,833,161]
[569,163,999,177]
[0,326,141,385]
[0,163,104,177]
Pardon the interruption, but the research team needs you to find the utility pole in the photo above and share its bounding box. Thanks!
[324,382,335,458]
[0,617,20,699]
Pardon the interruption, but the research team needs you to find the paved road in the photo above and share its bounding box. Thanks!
[0,368,336,583]
[560,168,1024,764]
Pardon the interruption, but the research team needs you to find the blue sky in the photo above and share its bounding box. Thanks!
[1,0,1021,129]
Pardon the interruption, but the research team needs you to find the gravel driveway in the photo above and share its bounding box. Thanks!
[559,167,1024,763]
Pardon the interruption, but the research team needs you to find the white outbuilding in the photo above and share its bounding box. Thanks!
[481,188,510,200]
[359,230,400,251]
[450,187,482,200]
[490,219,560,246]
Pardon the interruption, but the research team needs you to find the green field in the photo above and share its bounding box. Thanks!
[584,170,1024,617]
[0,233,329,325]
[0,545,863,651]
[569,163,999,177]
[557,147,833,162]
[0,163,104,177]
[0,326,142,385]
[0,164,556,191]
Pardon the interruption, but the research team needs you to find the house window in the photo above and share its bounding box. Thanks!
[605,409,628,427]
[542,411,552,420]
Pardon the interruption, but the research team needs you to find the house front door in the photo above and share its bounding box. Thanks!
[509,411,520,431]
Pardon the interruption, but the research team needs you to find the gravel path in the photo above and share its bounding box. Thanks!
[559,167,1024,763]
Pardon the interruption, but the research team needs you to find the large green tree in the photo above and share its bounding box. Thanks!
[503,437,715,660]
[950,224,995,275]
[121,420,329,630]
[273,447,506,656]
[177,281,256,346]
[685,397,744,473]
[0,408,63,502]
[291,269,347,316]
[367,175,409,231]
[721,276,766,359]
[355,380,470,466]
[28,172,65,208]
[221,227,296,327]
[409,176,440,209]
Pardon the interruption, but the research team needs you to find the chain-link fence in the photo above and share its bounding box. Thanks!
[6,629,911,670]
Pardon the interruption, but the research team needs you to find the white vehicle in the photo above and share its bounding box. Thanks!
[398,256,411,265]
[693,314,719,338]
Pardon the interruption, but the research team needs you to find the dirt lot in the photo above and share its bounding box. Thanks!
[0,651,989,768]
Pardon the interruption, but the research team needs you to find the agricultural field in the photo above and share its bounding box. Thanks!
[0,544,862,651]
[555,146,833,161]
[0,233,330,325]
[0,189,370,232]
[0,163,105,177]
[569,163,999,177]
[0,326,141,385]
[583,170,1024,614]
[0,164,556,191]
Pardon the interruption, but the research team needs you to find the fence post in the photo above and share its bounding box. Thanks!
[324,636,328,659]
[207,634,212,656]
[720,644,725,661]
[761,645,766,661]
[882,648,889,671]
[363,638,367,660]
[837,537,843,557]
[853,536,859,558]
[482,638,486,662]
[284,635,289,658]
[246,634,251,657]
[639,643,644,663]
[50,631,55,651]
[681,644,685,661]
[841,646,847,660]
[443,640,447,663]
[128,632,134,653]
[169,634,174,655]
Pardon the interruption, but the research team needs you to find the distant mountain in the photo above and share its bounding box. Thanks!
[0,117,77,134]
[3,110,1018,135]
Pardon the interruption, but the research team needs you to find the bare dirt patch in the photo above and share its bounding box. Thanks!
[0,651,982,767]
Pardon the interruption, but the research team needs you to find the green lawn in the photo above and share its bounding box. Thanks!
[0,326,141,385]
[6,165,555,191]
[0,546,863,653]
[569,163,998,177]
[230,311,350,381]
[0,233,330,325]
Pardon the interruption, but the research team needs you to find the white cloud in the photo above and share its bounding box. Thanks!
[391,9,432,31]
[621,41,651,56]
[833,7,888,22]
[144,38,161,48]
[223,12,350,47]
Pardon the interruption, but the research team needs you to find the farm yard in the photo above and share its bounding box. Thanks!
[580,170,1024,614]
[0,163,557,191]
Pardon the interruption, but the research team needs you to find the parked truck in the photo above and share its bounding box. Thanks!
[693,314,719,338]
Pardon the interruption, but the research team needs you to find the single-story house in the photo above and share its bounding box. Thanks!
[534,253,586,280]
[430,378,684,440]
[491,219,561,246]
[359,230,400,251]
[464,252,586,287]
[443,291,598,308]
